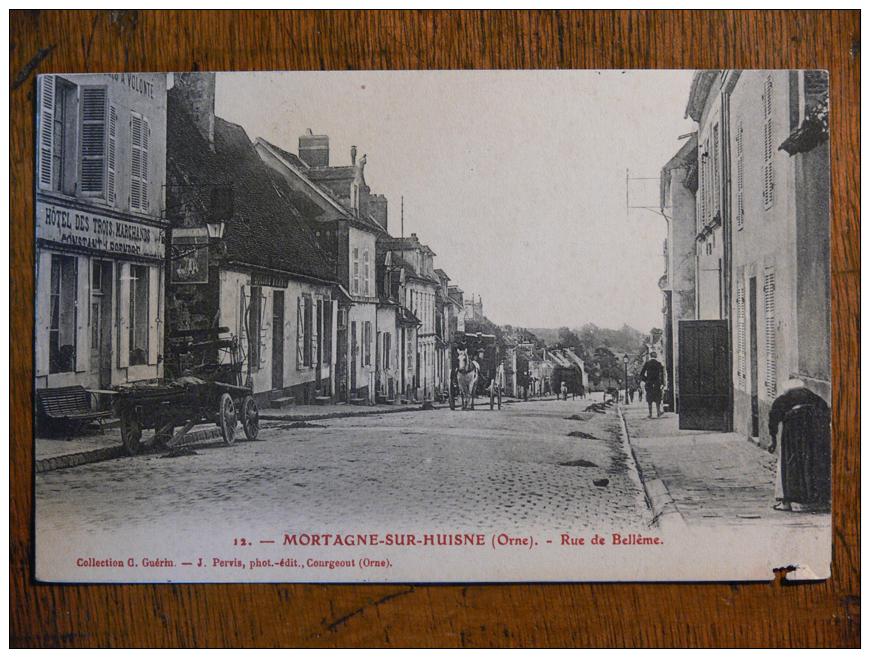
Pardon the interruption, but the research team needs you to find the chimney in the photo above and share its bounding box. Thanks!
[350,145,357,166]
[299,129,329,167]
[369,194,388,231]
[173,72,216,150]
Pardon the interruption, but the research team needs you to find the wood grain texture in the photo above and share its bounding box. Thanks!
[11,10,859,647]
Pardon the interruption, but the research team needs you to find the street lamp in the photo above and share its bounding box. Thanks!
[623,354,630,405]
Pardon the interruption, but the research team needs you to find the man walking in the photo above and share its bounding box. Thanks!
[639,351,666,418]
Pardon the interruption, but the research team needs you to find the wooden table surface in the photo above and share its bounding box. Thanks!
[10,10,859,647]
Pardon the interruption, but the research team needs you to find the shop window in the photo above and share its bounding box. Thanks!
[128,265,150,365]
[48,255,77,374]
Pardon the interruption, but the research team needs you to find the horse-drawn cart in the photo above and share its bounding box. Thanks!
[112,328,259,455]
[448,331,505,411]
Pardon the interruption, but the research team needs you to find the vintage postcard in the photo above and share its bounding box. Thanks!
[34,70,831,582]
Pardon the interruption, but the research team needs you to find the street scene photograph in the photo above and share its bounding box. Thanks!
[33,70,831,583]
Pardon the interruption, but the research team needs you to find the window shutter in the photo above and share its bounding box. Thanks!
[312,299,319,367]
[736,120,744,230]
[712,123,720,222]
[296,296,304,369]
[147,265,159,366]
[736,281,746,389]
[35,251,53,374]
[75,256,89,372]
[763,268,776,400]
[259,292,268,370]
[81,86,107,195]
[37,76,55,190]
[118,262,130,368]
[238,285,248,363]
[130,113,149,212]
[107,105,117,206]
[762,76,775,210]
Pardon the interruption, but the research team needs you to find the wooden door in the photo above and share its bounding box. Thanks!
[272,291,284,390]
[678,319,731,431]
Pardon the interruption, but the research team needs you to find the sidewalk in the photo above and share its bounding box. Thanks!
[34,399,461,473]
[619,400,828,529]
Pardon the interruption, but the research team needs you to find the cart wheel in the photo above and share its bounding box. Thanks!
[120,410,142,456]
[219,393,237,446]
[242,395,259,441]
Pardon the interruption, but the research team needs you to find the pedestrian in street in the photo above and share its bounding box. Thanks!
[768,379,831,512]
[560,381,568,401]
[638,351,666,418]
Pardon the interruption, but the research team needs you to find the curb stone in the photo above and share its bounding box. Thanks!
[617,405,687,532]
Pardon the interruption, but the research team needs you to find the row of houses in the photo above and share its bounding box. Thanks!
[34,72,472,408]
[659,70,830,447]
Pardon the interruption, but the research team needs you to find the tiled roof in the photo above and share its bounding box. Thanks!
[167,90,336,284]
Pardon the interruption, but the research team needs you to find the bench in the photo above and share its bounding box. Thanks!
[36,386,114,437]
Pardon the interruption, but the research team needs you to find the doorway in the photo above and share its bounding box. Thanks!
[749,276,759,437]
[272,290,284,391]
[89,260,112,388]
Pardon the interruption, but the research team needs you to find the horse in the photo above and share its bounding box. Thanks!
[456,348,480,410]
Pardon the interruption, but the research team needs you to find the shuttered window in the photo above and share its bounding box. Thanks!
[762,75,775,210]
[80,86,108,195]
[352,248,360,295]
[38,76,55,190]
[364,321,372,367]
[38,76,77,195]
[735,120,744,230]
[130,113,149,212]
[296,296,305,369]
[763,268,776,400]
[736,280,746,389]
[107,105,117,206]
[363,250,370,296]
[249,286,262,369]
[698,137,707,229]
[712,123,720,223]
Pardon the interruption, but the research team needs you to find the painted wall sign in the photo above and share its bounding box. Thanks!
[251,272,290,288]
[36,201,165,260]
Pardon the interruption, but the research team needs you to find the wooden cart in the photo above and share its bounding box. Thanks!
[112,328,259,456]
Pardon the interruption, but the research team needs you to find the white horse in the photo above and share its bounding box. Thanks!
[456,348,480,410]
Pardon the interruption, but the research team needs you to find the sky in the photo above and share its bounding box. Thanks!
[214,70,697,333]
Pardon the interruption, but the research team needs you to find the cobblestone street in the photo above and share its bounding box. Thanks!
[35,398,651,541]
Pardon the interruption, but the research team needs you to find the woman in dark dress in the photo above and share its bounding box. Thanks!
[768,379,831,512]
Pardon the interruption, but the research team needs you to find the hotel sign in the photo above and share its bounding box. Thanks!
[37,202,165,260]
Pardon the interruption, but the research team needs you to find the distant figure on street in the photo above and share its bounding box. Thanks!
[639,351,666,418]
[629,385,637,403]
[560,381,568,401]
[768,379,831,512]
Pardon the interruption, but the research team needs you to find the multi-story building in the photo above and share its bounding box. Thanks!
[35,73,167,391]
[671,70,830,444]
[255,134,388,403]
[379,234,439,401]
[166,73,338,407]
